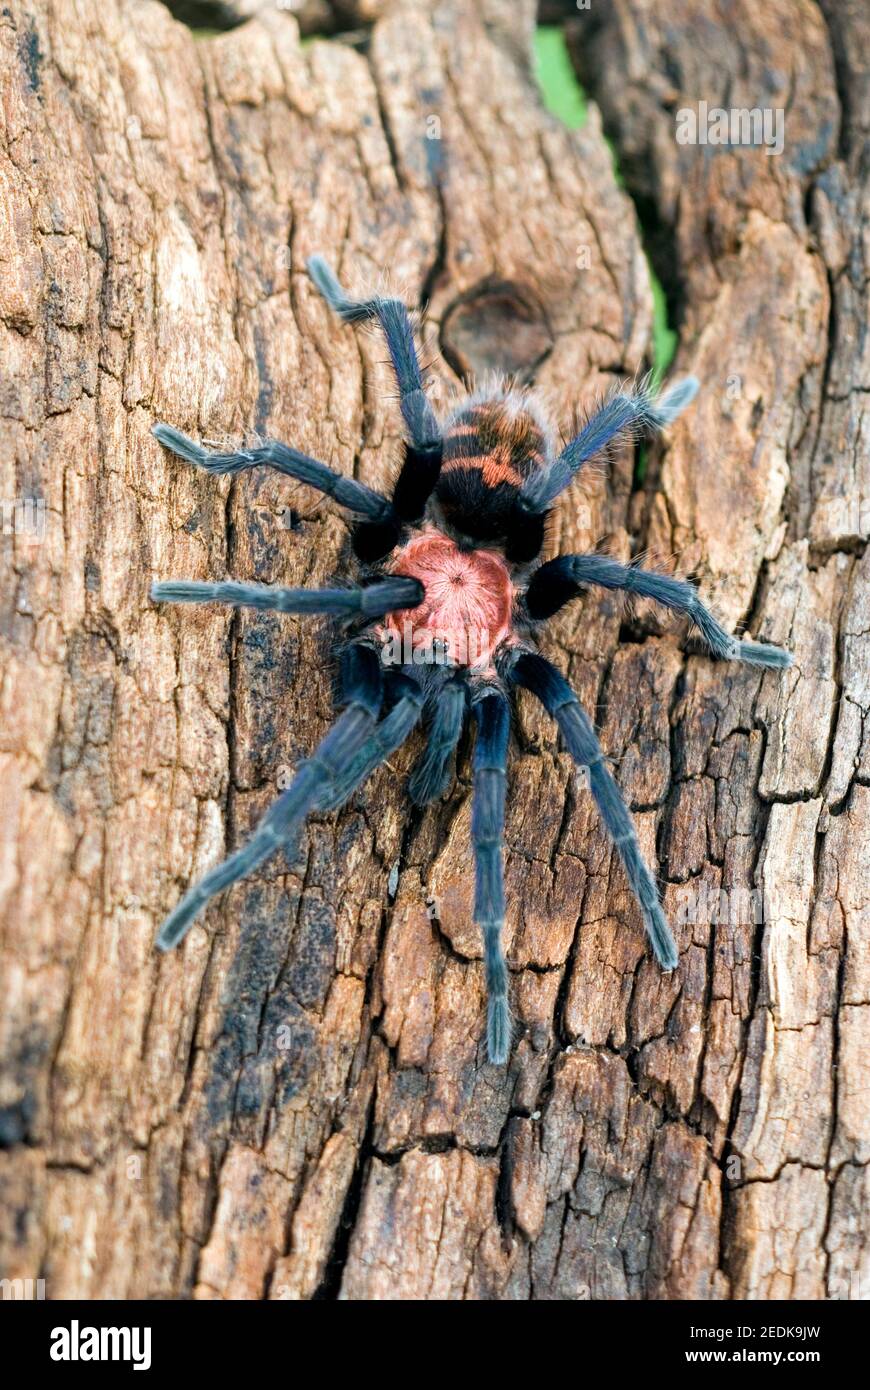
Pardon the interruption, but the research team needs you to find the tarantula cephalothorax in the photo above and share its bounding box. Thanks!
[151,256,792,1064]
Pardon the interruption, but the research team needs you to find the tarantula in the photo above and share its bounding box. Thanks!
[151,256,791,1064]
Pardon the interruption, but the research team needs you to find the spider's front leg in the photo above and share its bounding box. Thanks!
[407,675,467,805]
[405,672,512,1064]
[153,647,425,951]
[510,651,678,972]
[318,671,426,809]
[470,687,512,1064]
[526,554,792,669]
[154,643,380,949]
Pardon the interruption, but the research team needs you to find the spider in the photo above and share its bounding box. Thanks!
[150,256,791,1064]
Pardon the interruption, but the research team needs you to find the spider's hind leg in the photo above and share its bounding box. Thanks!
[306,256,440,460]
[518,375,699,514]
[307,256,443,557]
[152,423,395,525]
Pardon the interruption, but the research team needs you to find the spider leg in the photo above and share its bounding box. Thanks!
[151,576,423,620]
[525,554,791,669]
[509,651,678,971]
[319,670,425,809]
[518,376,698,513]
[407,675,467,805]
[306,256,441,460]
[152,423,395,525]
[307,257,443,559]
[155,644,385,951]
[471,688,512,1064]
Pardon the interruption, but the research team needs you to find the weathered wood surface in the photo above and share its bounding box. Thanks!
[0,0,866,1299]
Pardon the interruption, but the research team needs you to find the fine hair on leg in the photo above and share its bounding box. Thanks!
[151,577,423,620]
[510,651,678,970]
[319,671,426,810]
[155,645,387,950]
[471,687,512,1063]
[152,422,395,523]
[306,255,441,458]
[525,554,791,668]
[408,675,467,805]
[519,375,699,513]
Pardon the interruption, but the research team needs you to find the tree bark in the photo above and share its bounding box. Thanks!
[0,0,866,1300]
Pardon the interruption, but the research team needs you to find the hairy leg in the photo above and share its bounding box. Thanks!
[306,256,440,459]
[151,576,423,620]
[155,645,388,950]
[152,422,395,524]
[307,256,442,559]
[407,676,467,805]
[510,651,678,971]
[525,554,791,668]
[319,671,426,809]
[471,688,512,1063]
[518,376,698,513]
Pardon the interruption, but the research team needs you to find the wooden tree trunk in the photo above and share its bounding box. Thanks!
[0,0,866,1300]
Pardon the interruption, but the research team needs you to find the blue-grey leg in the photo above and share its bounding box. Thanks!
[407,677,467,805]
[151,576,423,620]
[320,671,426,809]
[152,422,395,524]
[155,644,384,951]
[519,376,699,513]
[525,554,791,669]
[510,651,678,971]
[306,256,441,459]
[471,689,512,1064]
